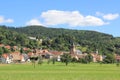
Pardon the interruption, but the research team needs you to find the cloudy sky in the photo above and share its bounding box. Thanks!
[0,0,120,36]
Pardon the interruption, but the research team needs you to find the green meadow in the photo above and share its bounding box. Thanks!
[0,63,120,80]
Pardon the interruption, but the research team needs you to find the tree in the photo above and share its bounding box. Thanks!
[47,59,51,64]
[0,47,3,55]
[85,54,93,63]
[20,47,24,54]
[116,60,120,67]
[52,57,56,64]
[71,57,78,63]
[30,56,38,68]
[38,55,43,65]
[2,47,10,53]
[61,53,71,66]
[78,54,92,64]
[10,46,15,52]
[78,58,88,64]
[103,54,115,63]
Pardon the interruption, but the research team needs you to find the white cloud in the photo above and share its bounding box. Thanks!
[26,10,112,27]
[0,16,14,23]
[103,13,119,20]
[96,12,119,20]
[84,16,108,26]
[41,10,107,27]
[26,19,42,26]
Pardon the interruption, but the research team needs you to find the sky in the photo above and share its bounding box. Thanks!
[0,0,120,37]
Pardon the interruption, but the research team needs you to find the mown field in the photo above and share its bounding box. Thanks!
[0,63,120,80]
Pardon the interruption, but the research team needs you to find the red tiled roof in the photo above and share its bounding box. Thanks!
[28,52,33,56]
[5,45,11,49]
[116,55,120,60]
[2,53,8,59]
[23,48,30,51]
[49,51,63,55]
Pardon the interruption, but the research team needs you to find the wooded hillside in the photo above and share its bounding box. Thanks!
[1,25,120,54]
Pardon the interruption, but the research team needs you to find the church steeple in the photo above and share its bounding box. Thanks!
[70,43,76,54]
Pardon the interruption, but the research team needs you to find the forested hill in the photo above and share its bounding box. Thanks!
[9,26,113,39]
[1,25,120,54]
[0,26,30,47]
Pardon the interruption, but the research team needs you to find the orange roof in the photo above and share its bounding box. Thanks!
[23,48,30,51]
[116,55,120,60]
[28,52,33,56]
[50,51,63,55]
[5,45,11,49]
[11,52,20,55]
[42,49,49,53]
[2,53,8,59]
[13,46,18,49]
[0,44,4,47]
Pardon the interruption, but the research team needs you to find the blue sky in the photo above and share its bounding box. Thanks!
[0,0,120,37]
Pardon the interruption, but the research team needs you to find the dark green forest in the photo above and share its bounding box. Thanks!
[1,25,120,55]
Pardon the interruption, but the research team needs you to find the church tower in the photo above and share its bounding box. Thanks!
[70,43,76,54]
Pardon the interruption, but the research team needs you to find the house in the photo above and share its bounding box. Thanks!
[4,45,11,50]
[28,49,64,61]
[20,55,25,62]
[0,57,6,63]
[29,37,36,40]
[1,53,12,63]
[28,52,34,57]
[49,51,63,61]
[11,52,28,63]
[91,53,103,62]
[13,46,18,51]
[22,54,29,62]
[115,54,120,62]
[28,37,38,41]
[40,49,52,59]
[26,52,34,61]
[11,52,21,63]
[23,47,30,51]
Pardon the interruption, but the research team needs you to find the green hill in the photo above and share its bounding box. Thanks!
[0,26,39,48]
[6,25,120,54]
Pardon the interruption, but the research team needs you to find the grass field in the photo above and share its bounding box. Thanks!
[0,62,120,80]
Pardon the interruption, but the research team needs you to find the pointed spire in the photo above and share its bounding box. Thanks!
[70,42,76,54]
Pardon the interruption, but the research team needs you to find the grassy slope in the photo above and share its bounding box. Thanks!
[0,63,120,80]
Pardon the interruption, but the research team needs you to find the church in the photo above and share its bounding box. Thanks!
[70,43,103,62]
[70,43,82,55]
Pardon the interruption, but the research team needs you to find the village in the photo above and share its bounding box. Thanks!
[0,43,120,64]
